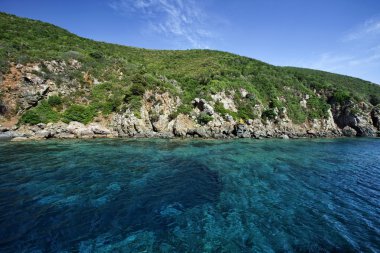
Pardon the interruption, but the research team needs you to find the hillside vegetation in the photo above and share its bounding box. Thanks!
[0,12,379,129]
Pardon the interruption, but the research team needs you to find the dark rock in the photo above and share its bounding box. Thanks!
[192,98,214,115]
[371,106,380,130]
[235,124,250,138]
[225,114,234,122]
[354,126,375,137]
[332,103,376,137]
[307,130,317,136]
[0,102,7,115]
[37,123,46,129]
[0,126,9,133]
[342,126,357,137]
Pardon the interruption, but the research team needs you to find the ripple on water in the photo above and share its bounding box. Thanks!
[0,138,379,252]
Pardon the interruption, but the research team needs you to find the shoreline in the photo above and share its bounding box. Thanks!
[1,119,378,142]
[1,132,376,142]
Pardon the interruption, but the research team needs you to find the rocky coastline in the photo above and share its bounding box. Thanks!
[1,102,379,141]
[1,61,379,142]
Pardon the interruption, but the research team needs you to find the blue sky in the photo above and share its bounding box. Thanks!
[1,0,380,84]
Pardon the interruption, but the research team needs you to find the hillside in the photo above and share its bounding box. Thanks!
[0,12,379,140]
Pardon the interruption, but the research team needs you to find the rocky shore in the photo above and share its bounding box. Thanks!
[1,100,379,141]
[1,61,379,142]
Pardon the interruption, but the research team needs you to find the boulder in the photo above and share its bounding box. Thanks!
[192,98,214,115]
[342,126,357,137]
[36,123,46,129]
[88,123,111,135]
[307,129,317,136]
[35,130,53,139]
[235,124,250,138]
[224,114,234,122]
[0,126,9,133]
[11,137,30,142]
[173,114,196,137]
[67,121,94,137]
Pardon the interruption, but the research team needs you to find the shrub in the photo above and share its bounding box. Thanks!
[124,83,145,103]
[91,84,123,115]
[128,97,142,118]
[369,94,380,106]
[287,101,307,124]
[63,104,95,124]
[62,50,83,60]
[168,104,192,120]
[20,110,40,125]
[261,109,277,120]
[197,112,213,125]
[89,51,103,59]
[20,101,60,125]
[237,103,256,120]
[47,95,63,107]
[307,96,330,119]
[332,90,351,104]
[130,83,145,96]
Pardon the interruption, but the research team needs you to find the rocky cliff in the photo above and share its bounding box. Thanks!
[0,61,379,141]
[0,13,379,141]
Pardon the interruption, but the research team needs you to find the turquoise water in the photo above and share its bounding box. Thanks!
[0,138,379,252]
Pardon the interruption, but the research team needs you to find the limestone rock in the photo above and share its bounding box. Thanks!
[88,123,111,135]
[173,114,196,137]
[192,98,214,115]
[211,91,237,112]
[67,121,94,137]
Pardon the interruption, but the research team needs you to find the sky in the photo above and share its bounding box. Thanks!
[1,0,380,84]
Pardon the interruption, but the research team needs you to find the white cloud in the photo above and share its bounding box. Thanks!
[291,17,380,84]
[344,17,380,41]
[309,53,354,72]
[109,0,214,48]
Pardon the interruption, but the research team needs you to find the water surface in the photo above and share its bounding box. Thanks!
[0,138,379,252]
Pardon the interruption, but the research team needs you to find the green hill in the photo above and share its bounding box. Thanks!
[0,12,379,137]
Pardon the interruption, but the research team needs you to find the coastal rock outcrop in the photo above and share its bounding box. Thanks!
[331,101,376,137]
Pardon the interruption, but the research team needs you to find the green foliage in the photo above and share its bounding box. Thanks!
[89,51,103,59]
[369,94,380,106]
[47,95,63,107]
[123,82,146,117]
[236,103,256,120]
[1,12,379,126]
[129,97,142,118]
[197,112,213,125]
[20,110,40,125]
[214,102,232,116]
[287,100,307,124]
[307,96,330,119]
[91,83,124,115]
[63,104,95,124]
[332,90,351,105]
[129,83,146,96]
[285,67,379,103]
[169,104,192,120]
[261,109,277,120]
[20,101,60,125]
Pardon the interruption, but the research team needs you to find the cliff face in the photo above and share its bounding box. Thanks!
[0,13,379,140]
[0,61,378,141]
